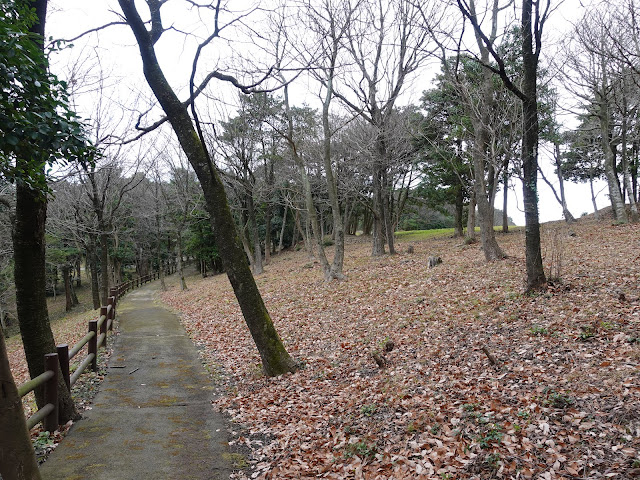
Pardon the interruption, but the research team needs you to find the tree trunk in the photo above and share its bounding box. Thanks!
[277,203,288,253]
[466,190,476,239]
[177,231,187,290]
[454,185,464,237]
[521,0,546,291]
[299,161,330,274]
[11,0,78,424]
[264,202,272,264]
[13,158,78,424]
[0,333,42,480]
[75,257,81,287]
[598,77,627,222]
[200,258,207,278]
[382,169,396,255]
[87,238,100,309]
[70,276,79,306]
[620,100,639,222]
[62,264,72,311]
[589,169,599,220]
[502,152,511,232]
[264,158,274,264]
[282,82,331,276]
[98,225,109,305]
[118,0,298,376]
[550,142,575,223]
[470,78,504,260]
[240,224,255,268]
[632,141,638,203]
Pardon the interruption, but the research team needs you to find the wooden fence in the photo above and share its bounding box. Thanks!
[16,266,175,432]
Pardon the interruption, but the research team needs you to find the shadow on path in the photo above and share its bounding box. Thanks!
[40,282,232,480]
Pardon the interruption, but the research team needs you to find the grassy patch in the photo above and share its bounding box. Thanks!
[394,228,455,242]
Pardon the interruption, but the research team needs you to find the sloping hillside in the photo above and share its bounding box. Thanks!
[162,220,640,479]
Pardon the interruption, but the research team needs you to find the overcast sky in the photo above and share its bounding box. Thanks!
[46,0,608,226]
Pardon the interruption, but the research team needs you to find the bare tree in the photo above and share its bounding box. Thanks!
[562,8,630,222]
[334,0,438,255]
[114,0,298,376]
[161,148,203,291]
[456,0,549,290]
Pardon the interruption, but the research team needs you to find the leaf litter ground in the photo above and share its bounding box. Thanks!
[8,219,638,478]
[161,219,639,480]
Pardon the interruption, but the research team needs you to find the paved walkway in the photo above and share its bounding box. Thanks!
[40,283,232,480]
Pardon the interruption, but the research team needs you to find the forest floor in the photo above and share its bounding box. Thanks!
[159,216,640,480]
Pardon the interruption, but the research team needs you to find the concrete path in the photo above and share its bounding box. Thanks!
[40,283,232,480]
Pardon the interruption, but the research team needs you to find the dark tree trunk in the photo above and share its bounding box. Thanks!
[502,158,509,233]
[470,73,505,261]
[277,203,287,253]
[177,231,187,290]
[62,264,72,311]
[11,0,78,424]
[87,237,100,309]
[118,0,298,376]
[598,78,627,221]
[632,141,638,203]
[75,257,81,287]
[0,333,42,480]
[521,0,546,291]
[97,216,109,304]
[70,276,79,306]
[321,76,346,279]
[264,159,274,263]
[13,142,78,425]
[454,185,464,238]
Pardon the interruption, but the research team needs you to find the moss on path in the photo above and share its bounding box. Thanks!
[40,283,232,480]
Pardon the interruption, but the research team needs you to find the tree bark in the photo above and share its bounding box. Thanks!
[502,155,509,233]
[471,111,505,260]
[454,184,464,237]
[371,162,386,256]
[470,68,505,260]
[118,0,298,376]
[75,257,81,287]
[0,333,42,480]
[466,189,476,239]
[589,168,600,220]
[87,237,100,309]
[321,71,346,279]
[62,264,72,311]
[176,231,187,290]
[277,203,288,253]
[620,98,639,222]
[521,0,546,291]
[598,65,627,222]
[11,0,78,424]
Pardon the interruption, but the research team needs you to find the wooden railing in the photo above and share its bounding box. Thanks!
[16,265,175,432]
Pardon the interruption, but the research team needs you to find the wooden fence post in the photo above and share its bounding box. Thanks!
[57,344,70,390]
[107,296,115,330]
[44,353,59,432]
[89,320,98,371]
[100,306,108,342]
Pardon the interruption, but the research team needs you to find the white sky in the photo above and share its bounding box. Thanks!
[46,0,609,226]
